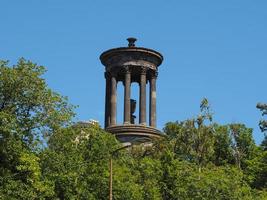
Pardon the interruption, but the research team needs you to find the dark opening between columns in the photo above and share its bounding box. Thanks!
[100,38,163,142]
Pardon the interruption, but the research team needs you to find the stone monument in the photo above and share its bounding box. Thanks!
[100,38,163,142]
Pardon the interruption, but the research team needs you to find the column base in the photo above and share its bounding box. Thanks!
[105,124,163,143]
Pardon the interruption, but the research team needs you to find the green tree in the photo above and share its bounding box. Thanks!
[256,103,267,132]
[257,103,267,150]
[164,98,215,173]
[42,123,148,200]
[213,124,234,165]
[134,157,162,200]
[1,58,266,199]
[0,58,74,199]
[229,124,256,169]
[245,149,267,189]
[159,148,254,200]
[41,124,118,199]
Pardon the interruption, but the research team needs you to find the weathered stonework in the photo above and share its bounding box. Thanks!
[100,38,163,142]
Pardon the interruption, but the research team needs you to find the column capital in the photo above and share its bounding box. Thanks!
[140,67,147,75]
[110,71,118,78]
[104,71,111,79]
[123,66,131,74]
[151,70,158,79]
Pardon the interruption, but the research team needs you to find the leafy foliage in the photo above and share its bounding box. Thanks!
[41,125,119,199]
[0,59,266,199]
[257,103,267,150]
[0,59,74,199]
[256,103,267,132]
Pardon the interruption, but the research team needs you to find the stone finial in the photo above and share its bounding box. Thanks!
[127,37,137,47]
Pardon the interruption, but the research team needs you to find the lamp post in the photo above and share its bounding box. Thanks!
[109,138,151,200]
[109,142,131,200]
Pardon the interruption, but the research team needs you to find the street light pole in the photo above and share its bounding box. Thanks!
[109,142,131,200]
[109,157,113,200]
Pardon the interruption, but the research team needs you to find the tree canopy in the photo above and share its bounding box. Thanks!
[0,59,74,199]
[0,59,266,199]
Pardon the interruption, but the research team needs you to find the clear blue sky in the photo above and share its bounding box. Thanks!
[1,1,266,144]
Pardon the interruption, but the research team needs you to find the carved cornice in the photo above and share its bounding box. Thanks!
[100,47,163,67]
[140,66,147,75]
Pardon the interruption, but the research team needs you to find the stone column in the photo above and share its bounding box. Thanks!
[104,72,111,128]
[124,67,131,124]
[149,71,157,127]
[139,68,146,125]
[110,73,117,126]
